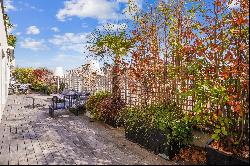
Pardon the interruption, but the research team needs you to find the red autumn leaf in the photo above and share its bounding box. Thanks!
[234,103,241,112]
[220,71,229,79]
[215,0,221,6]
[224,51,232,61]
[208,54,214,61]
[236,15,246,25]
[198,51,203,57]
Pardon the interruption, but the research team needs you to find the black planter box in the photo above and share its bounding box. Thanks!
[164,142,182,159]
[69,106,86,116]
[104,117,119,128]
[205,139,249,165]
[124,122,181,159]
[125,124,138,143]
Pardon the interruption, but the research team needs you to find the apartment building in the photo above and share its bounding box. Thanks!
[0,0,15,122]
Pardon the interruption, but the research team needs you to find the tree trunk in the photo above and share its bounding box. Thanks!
[112,56,121,101]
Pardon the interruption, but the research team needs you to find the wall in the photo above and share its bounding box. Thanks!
[0,0,14,123]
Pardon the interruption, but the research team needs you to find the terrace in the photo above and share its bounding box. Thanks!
[0,94,170,165]
[0,0,249,165]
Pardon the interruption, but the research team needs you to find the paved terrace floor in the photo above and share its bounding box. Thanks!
[0,94,175,165]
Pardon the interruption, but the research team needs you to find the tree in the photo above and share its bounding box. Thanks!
[87,24,135,100]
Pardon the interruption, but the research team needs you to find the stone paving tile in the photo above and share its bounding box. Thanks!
[0,94,176,165]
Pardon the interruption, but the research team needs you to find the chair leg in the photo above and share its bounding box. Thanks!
[51,109,54,117]
[49,107,52,116]
[49,107,54,118]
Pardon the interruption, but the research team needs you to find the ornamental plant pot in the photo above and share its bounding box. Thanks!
[135,121,146,145]
[230,155,249,165]
[143,128,152,151]
[69,106,85,116]
[162,128,183,159]
[146,128,166,155]
[105,117,119,128]
[153,129,166,154]
[125,125,137,143]
[205,139,249,165]
[164,141,182,160]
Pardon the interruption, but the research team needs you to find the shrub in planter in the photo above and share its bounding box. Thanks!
[206,139,249,165]
[69,105,86,116]
[182,78,249,164]
[119,102,193,158]
[85,91,111,120]
[85,90,125,127]
[93,95,126,127]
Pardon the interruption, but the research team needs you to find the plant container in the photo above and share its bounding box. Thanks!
[205,139,249,165]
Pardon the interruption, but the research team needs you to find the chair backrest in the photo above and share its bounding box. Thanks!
[52,96,58,102]
[19,84,28,89]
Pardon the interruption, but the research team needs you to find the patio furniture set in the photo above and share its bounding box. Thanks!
[48,89,91,117]
[8,83,31,95]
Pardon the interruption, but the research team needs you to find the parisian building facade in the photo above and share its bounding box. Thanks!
[0,0,15,122]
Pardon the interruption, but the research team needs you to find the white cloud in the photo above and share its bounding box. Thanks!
[229,0,240,9]
[16,2,43,12]
[97,23,127,31]
[51,27,60,32]
[20,38,48,51]
[26,26,40,35]
[117,0,128,3]
[122,0,142,18]
[48,33,90,53]
[4,0,16,12]
[56,0,121,22]
[15,32,21,36]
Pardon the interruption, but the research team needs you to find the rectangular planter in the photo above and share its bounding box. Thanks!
[124,122,181,159]
[205,139,249,165]
[69,106,86,116]
[104,117,119,128]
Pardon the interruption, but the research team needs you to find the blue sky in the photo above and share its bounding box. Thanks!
[4,0,239,71]
[4,0,148,71]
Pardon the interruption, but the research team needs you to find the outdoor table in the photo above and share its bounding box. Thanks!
[63,89,78,108]
[64,94,77,108]
[48,89,89,117]
[18,83,31,94]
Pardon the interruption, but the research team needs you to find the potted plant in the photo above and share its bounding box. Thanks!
[205,115,249,165]
[119,103,193,159]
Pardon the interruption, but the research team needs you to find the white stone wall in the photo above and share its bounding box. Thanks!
[0,0,13,123]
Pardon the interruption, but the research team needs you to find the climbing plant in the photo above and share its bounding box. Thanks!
[3,13,17,47]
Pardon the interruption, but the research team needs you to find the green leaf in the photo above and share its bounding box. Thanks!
[212,134,220,141]
[221,127,227,136]
[215,129,221,134]
[233,141,239,145]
